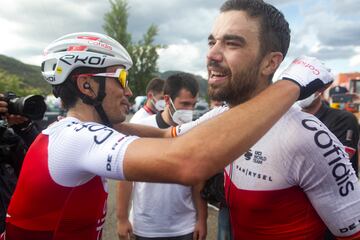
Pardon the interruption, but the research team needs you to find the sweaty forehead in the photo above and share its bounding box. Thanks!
[211,10,260,40]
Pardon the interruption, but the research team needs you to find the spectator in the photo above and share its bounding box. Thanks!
[117,72,207,240]
[0,94,40,233]
[131,78,165,123]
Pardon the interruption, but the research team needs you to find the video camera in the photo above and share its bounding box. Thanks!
[0,92,46,121]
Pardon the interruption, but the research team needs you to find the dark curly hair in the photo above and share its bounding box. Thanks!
[221,0,291,58]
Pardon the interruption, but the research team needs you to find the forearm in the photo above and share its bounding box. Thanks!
[192,182,208,222]
[124,80,299,184]
[114,122,172,138]
[116,181,133,221]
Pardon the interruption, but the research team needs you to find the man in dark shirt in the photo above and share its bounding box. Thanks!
[299,91,359,240]
[300,92,359,174]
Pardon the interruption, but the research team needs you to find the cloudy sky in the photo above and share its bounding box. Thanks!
[0,0,359,80]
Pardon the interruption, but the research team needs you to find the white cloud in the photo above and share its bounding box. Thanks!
[350,48,360,68]
[0,0,359,78]
[157,41,207,78]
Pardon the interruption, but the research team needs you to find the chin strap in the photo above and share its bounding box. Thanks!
[78,79,112,128]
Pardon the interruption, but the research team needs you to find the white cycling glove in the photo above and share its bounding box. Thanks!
[279,56,334,100]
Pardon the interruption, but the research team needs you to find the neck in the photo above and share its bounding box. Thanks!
[303,98,322,115]
[144,100,156,114]
[228,81,270,109]
[162,107,176,126]
[67,101,100,123]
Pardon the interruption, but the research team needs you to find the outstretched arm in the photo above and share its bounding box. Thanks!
[123,56,334,185]
[114,122,171,138]
[124,80,299,184]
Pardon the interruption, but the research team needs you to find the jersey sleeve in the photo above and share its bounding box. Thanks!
[79,130,138,180]
[47,120,139,186]
[285,116,360,238]
[172,106,229,137]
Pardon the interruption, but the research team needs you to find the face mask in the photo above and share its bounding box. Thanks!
[297,93,319,109]
[169,98,193,125]
[152,97,165,112]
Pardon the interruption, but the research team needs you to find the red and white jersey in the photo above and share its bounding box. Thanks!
[130,106,154,123]
[176,106,360,240]
[5,117,138,240]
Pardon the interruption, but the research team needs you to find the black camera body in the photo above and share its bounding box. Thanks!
[1,92,47,121]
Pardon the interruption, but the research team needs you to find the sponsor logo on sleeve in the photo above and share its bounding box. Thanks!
[302,118,354,197]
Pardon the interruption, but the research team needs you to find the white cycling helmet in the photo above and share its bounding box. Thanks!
[41,32,133,85]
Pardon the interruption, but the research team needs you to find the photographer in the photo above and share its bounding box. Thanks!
[0,93,41,233]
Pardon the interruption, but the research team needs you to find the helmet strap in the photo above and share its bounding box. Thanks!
[78,78,112,128]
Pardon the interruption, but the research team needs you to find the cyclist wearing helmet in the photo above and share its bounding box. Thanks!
[3,30,332,240]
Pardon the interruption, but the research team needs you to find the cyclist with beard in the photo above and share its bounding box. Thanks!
[3,9,333,240]
[166,0,360,239]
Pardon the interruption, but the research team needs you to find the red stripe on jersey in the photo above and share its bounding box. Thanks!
[225,171,326,240]
[6,134,108,239]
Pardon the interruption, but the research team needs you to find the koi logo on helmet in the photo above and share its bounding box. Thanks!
[46,76,56,82]
[59,54,107,66]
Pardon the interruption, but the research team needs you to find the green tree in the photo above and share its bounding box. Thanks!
[0,70,42,96]
[103,0,164,99]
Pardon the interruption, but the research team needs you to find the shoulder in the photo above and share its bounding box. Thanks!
[136,114,157,127]
[197,105,229,122]
[130,108,149,123]
[44,117,128,145]
[274,107,342,154]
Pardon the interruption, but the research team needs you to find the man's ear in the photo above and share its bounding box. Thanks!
[147,91,154,100]
[163,95,170,106]
[76,76,96,98]
[260,52,283,76]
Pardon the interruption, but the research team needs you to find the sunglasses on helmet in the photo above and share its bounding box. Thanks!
[79,68,128,89]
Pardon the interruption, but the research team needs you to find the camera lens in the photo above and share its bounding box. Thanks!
[8,95,47,120]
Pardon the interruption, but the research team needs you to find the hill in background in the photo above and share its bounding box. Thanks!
[0,54,208,100]
[0,54,51,95]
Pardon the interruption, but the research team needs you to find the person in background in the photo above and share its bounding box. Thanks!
[117,72,207,240]
[299,90,360,240]
[0,94,40,234]
[130,78,165,123]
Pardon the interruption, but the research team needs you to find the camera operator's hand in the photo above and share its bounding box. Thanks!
[0,94,7,114]
[0,94,29,126]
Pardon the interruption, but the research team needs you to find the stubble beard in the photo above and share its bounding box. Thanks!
[208,63,261,106]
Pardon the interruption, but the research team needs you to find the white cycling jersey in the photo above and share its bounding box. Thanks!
[6,117,138,239]
[174,106,360,240]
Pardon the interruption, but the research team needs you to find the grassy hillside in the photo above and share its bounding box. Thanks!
[0,54,51,95]
[0,54,209,99]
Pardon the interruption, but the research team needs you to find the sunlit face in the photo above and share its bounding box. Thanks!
[207,10,264,106]
[102,65,133,124]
